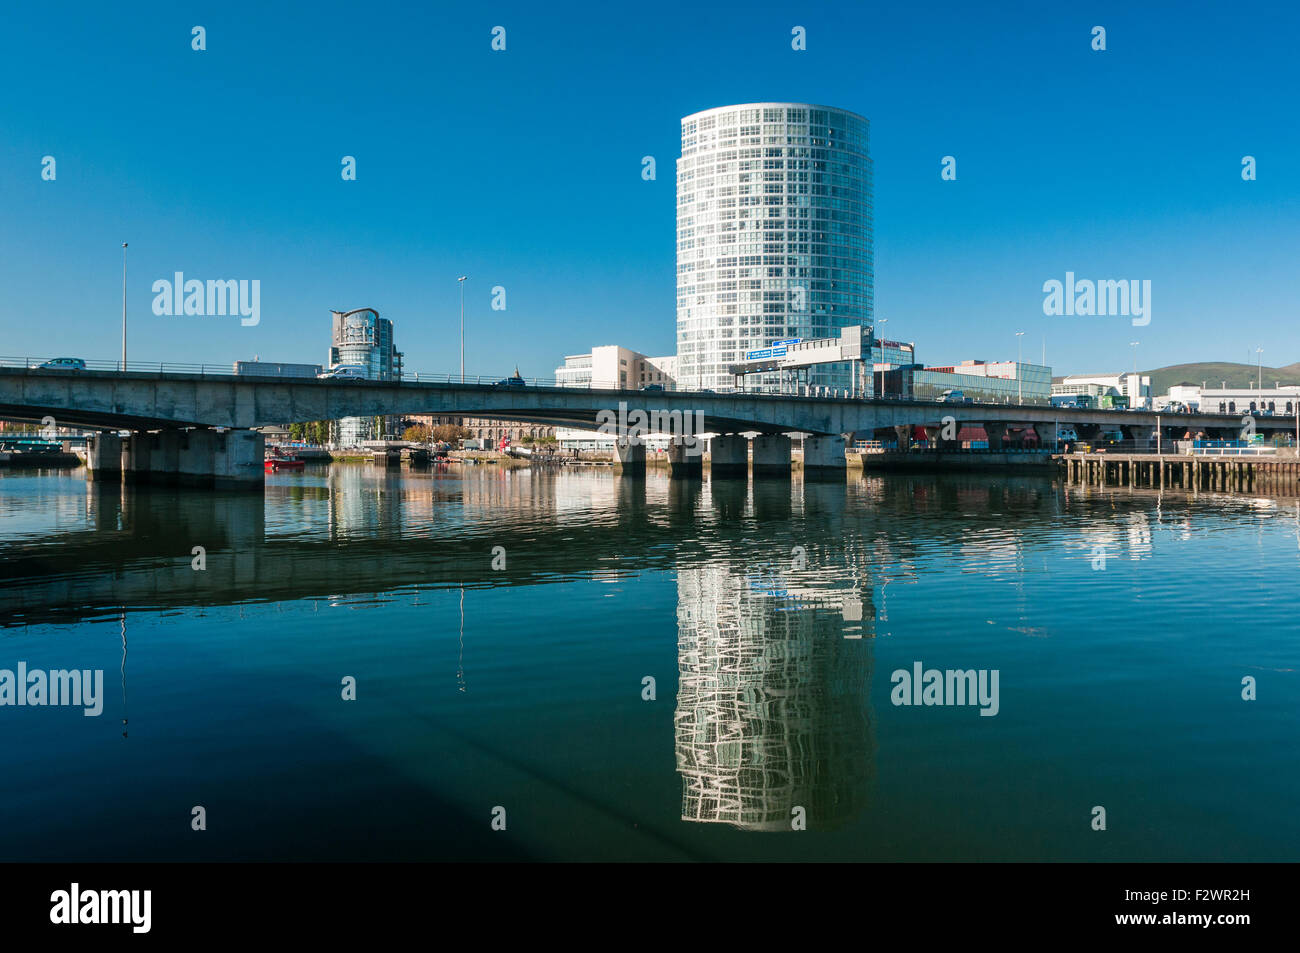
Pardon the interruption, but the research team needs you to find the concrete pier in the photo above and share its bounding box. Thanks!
[83,432,123,481]
[984,422,1008,451]
[802,434,846,479]
[752,434,792,478]
[123,431,156,485]
[709,434,748,478]
[121,428,264,489]
[178,428,219,486]
[613,437,646,476]
[667,437,703,478]
[150,429,183,482]
[212,429,265,489]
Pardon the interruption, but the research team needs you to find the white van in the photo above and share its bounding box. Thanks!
[317,364,368,381]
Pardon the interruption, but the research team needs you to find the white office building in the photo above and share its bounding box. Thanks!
[1194,385,1300,416]
[1052,373,1151,408]
[555,345,677,390]
[676,103,874,392]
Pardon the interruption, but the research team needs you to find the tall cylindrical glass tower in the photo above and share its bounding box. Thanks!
[675,103,874,392]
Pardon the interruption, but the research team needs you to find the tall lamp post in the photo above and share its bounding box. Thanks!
[874,317,887,398]
[121,243,128,372]
[1015,330,1025,404]
[458,275,468,383]
[1129,341,1139,407]
[1256,346,1263,411]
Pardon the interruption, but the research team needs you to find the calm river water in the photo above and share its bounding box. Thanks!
[1,463,1296,861]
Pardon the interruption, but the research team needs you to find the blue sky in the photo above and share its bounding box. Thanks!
[2,0,1296,378]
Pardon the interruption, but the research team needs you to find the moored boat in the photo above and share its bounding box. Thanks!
[264,448,306,471]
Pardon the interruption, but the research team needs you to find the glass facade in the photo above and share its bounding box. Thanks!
[676,103,874,392]
[912,362,1052,404]
[329,308,402,382]
[328,308,403,445]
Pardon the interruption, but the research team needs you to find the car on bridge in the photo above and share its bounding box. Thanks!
[938,389,972,404]
[36,357,86,371]
[494,374,528,388]
[640,383,664,392]
[317,364,367,381]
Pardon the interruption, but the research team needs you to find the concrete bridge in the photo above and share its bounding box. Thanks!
[0,366,1278,485]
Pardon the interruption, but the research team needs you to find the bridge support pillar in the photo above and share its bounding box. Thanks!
[667,436,703,479]
[1033,422,1058,450]
[123,431,156,484]
[709,434,748,478]
[178,428,219,486]
[894,425,912,451]
[1076,423,1102,445]
[149,430,184,485]
[752,434,792,478]
[84,432,122,481]
[212,429,265,490]
[612,437,646,477]
[802,434,846,480]
[984,422,1008,451]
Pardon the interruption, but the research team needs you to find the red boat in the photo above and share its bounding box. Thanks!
[264,448,305,471]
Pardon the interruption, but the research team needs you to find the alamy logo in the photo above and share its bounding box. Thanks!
[890,661,1000,716]
[595,401,705,455]
[151,272,260,326]
[0,662,103,716]
[1042,272,1150,327]
[50,883,151,933]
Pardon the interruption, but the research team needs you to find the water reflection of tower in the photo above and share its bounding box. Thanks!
[674,564,874,831]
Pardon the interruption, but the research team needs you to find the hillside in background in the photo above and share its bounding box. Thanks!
[1144,362,1300,396]
[1055,362,1300,395]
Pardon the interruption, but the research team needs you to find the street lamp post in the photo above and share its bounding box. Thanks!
[1256,346,1263,411]
[874,318,887,398]
[121,243,128,371]
[458,276,468,383]
[1129,341,1139,407]
[1015,330,1025,404]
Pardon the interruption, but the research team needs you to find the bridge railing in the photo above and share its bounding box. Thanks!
[0,356,636,389]
[0,358,1254,416]
[0,355,241,376]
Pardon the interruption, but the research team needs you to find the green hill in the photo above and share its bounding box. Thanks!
[1143,361,1300,395]
[1056,362,1300,395]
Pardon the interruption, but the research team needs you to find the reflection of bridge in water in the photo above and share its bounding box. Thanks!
[0,468,1189,628]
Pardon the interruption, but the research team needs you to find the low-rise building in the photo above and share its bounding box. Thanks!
[555,428,676,453]
[555,345,677,390]
[912,359,1052,403]
[727,326,915,397]
[1192,385,1300,416]
[1052,373,1151,408]
[405,414,556,447]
